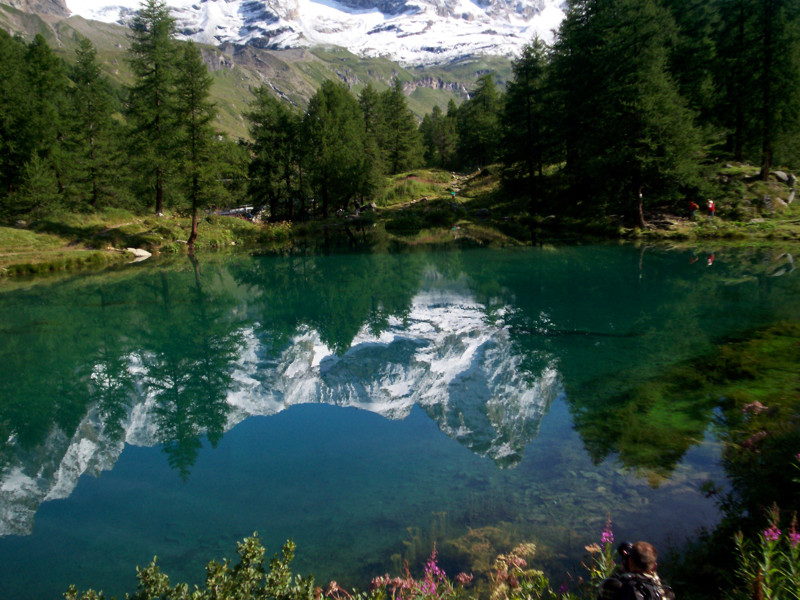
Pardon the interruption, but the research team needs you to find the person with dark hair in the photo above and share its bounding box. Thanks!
[597,541,674,600]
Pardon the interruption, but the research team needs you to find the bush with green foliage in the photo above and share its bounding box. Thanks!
[734,503,800,600]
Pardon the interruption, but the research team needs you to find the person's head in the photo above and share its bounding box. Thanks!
[626,541,658,574]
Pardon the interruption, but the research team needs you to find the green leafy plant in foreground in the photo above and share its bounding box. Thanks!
[63,509,800,600]
[734,504,800,600]
[64,536,318,600]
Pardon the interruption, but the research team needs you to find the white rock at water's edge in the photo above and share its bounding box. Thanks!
[126,248,152,262]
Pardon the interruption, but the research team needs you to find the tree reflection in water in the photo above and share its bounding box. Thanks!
[0,246,798,597]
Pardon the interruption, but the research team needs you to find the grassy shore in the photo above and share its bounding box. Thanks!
[3,163,800,279]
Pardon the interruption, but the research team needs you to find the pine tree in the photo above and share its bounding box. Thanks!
[420,104,458,169]
[247,88,302,221]
[502,38,552,213]
[359,83,388,176]
[755,0,800,178]
[456,74,502,168]
[0,30,33,202]
[551,0,700,225]
[712,0,759,160]
[174,42,217,249]
[25,34,69,197]
[709,0,800,172]
[127,0,179,215]
[69,38,116,208]
[661,0,719,121]
[379,79,423,174]
[303,81,370,218]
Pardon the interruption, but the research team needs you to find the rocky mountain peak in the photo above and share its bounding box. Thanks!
[63,0,566,65]
[4,0,69,17]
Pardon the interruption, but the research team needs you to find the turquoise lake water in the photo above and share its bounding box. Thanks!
[0,244,798,599]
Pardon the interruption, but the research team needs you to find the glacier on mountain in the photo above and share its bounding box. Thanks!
[64,0,566,64]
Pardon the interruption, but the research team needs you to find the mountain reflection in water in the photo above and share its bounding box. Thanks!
[0,245,798,600]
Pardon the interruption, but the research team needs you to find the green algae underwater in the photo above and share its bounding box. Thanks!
[0,243,798,599]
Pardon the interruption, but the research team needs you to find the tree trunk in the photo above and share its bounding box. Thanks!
[187,205,198,251]
[760,0,775,181]
[733,0,746,161]
[636,187,646,228]
[156,165,164,215]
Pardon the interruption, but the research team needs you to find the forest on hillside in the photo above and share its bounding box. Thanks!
[1,0,799,240]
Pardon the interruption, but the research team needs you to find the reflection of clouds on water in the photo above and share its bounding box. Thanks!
[0,270,562,536]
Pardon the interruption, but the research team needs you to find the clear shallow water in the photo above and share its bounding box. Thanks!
[0,244,798,599]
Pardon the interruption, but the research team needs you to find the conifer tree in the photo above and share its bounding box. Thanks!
[174,42,217,249]
[69,38,116,207]
[709,0,800,173]
[0,30,33,202]
[551,0,700,225]
[359,83,388,176]
[419,105,458,168]
[25,34,69,196]
[456,74,502,168]
[127,0,178,215]
[661,0,719,121]
[503,38,551,213]
[711,0,759,160]
[755,0,800,178]
[379,79,423,174]
[247,88,302,221]
[303,81,370,218]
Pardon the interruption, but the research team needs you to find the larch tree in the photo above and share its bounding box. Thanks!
[456,74,502,168]
[502,38,551,213]
[247,88,302,221]
[174,42,217,250]
[303,80,370,218]
[69,38,115,208]
[0,30,33,200]
[25,34,69,196]
[755,0,800,179]
[551,0,700,226]
[127,0,178,215]
[379,79,423,174]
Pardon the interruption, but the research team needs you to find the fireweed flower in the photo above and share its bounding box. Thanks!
[763,525,782,542]
[424,548,446,582]
[789,517,800,548]
[790,531,800,548]
[601,516,614,545]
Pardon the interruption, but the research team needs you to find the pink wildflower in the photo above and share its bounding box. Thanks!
[455,573,473,586]
[601,516,614,545]
[789,517,800,548]
[790,531,800,548]
[763,525,781,542]
[424,546,446,582]
[370,576,389,591]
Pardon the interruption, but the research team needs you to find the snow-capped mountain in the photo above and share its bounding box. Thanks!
[64,0,565,65]
[0,275,562,536]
